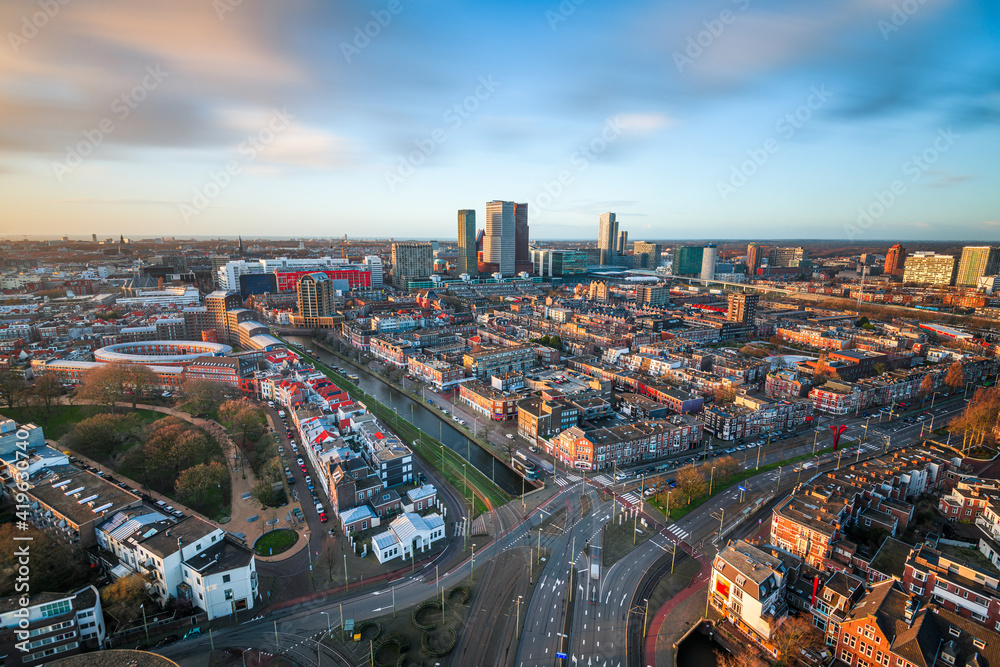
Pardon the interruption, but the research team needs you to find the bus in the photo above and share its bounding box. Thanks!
[512,451,540,480]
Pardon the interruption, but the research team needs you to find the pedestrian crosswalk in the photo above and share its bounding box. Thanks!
[554,477,570,487]
[592,474,613,486]
[565,474,582,482]
[666,524,689,541]
[620,492,640,505]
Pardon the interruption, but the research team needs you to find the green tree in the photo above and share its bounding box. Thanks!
[182,378,235,415]
[175,461,229,509]
[100,575,148,633]
[25,374,62,425]
[61,413,142,462]
[549,335,563,351]
[219,400,265,447]
[945,361,965,392]
[0,367,28,409]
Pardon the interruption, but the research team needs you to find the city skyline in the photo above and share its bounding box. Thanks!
[1,1,998,241]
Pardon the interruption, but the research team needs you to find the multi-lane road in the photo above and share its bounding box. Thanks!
[159,392,973,666]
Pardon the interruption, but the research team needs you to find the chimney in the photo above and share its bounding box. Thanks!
[177,537,184,561]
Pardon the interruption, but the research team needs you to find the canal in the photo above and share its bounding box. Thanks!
[285,335,523,496]
[675,624,723,667]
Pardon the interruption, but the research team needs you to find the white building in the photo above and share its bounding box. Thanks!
[116,284,200,307]
[96,512,257,620]
[371,512,446,564]
[0,585,105,663]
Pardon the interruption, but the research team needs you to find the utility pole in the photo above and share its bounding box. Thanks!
[343,555,348,593]
[775,466,782,492]
[515,595,523,638]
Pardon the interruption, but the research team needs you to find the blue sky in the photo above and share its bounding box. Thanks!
[1,0,997,241]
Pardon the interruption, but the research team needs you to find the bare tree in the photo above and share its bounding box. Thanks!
[771,614,824,666]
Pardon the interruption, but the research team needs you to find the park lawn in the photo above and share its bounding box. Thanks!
[254,528,299,557]
[0,404,166,441]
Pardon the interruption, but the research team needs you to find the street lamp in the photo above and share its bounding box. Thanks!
[320,611,331,633]
[931,391,940,409]
[709,466,717,496]
[515,595,523,639]
[242,648,253,667]
[643,598,650,638]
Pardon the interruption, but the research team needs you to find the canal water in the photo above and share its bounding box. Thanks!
[675,626,723,667]
[285,335,522,495]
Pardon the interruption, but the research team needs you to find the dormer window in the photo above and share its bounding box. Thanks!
[949,626,960,638]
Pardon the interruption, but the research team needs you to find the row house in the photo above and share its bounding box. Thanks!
[902,544,1000,630]
[548,415,703,471]
[836,580,1000,667]
[458,381,523,421]
[809,382,854,415]
[771,447,947,571]
[703,396,812,441]
[517,391,582,445]
[940,479,1000,522]
[765,369,813,399]
[407,355,466,390]
[369,336,414,367]
[775,326,854,351]
[0,586,105,665]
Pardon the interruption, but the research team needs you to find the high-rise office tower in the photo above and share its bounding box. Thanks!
[634,242,662,269]
[700,244,717,280]
[902,252,958,285]
[514,203,530,274]
[297,273,337,319]
[616,231,629,256]
[956,246,1000,286]
[673,245,704,276]
[727,293,759,325]
[457,209,478,278]
[884,244,906,277]
[391,242,434,287]
[484,200,516,276]
[598,212,618,265]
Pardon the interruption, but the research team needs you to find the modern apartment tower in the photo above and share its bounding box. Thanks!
[902,251,958,285]
[884,244,906,277]
[746,242,761,276]
[297,272,337,319]
[598,213,618,265]
[956,246,1000,286]
[484,200,516,276]
[727,293,759,325]
[391,242,434,287]
[457,209,478,278]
